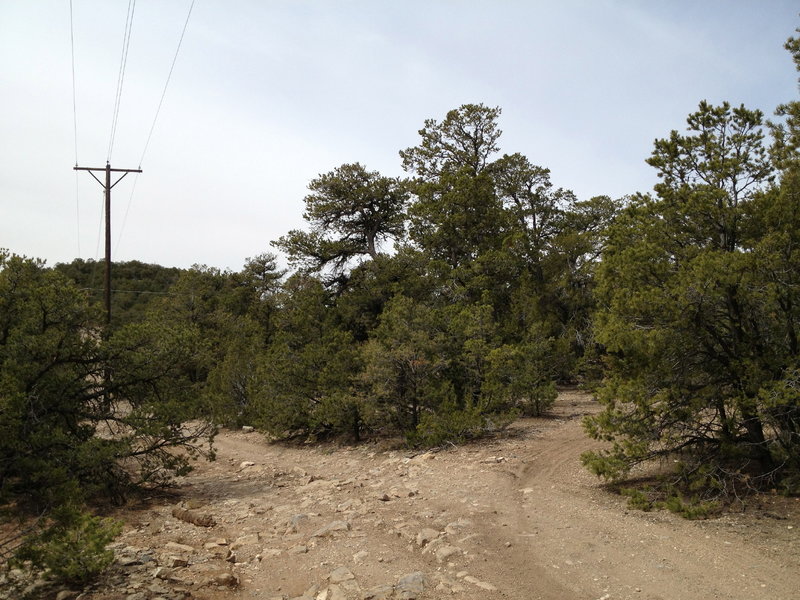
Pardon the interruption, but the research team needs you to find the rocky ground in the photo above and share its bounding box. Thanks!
[4,390,799,600]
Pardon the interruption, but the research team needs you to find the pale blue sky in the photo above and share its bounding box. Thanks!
[1,1,797,270]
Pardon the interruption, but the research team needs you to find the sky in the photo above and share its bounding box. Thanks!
[1,1,798,271]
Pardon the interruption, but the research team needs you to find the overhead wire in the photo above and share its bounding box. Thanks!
[69,0,81,256]
[107,0,137,162]
[114,176,139,256]
[69,0,79,167]
[138,0,196,169]
[116,0,196,255]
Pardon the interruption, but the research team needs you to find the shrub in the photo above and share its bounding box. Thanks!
[14,507,122,584]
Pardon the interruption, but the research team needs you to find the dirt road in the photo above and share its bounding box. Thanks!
[77,390,800,600]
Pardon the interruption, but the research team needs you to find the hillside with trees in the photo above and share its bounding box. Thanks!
[1,27,799,597]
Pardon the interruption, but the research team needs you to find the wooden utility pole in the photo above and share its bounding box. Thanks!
[73,162,142,326]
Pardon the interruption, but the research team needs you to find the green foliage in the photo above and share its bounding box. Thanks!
[411,395,510,448]
[274,163,408,282]
[251,327,362,439]
[618,486,717,519]
[620,488,654,511]
[242,275,364,439]
[333,251,435,342]
[769,29,800,171]
[482,326,559,417]
[203,314,264,427]
[54,258,182,328]
[661,494,718,520]
[104,317,216,488]
[0,252,106,508]
[14,507,122,585]
[0,251,215,578]
[249,102,611,445]
[407,169,507,268]
[585,92,800,498]
[401,104,508,267]
[362,295,448,432]
[400,103,502,180]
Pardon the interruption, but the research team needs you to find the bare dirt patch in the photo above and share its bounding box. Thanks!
[32,390,800,599]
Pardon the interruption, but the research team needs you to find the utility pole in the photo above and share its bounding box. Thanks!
[73,162,142,326]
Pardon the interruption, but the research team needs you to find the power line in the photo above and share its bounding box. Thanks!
[114,173,139,256]
[138,0,196,168]
[72,2,195,279]
[69,0,79,167]
[107,0,137,162]
[117,0,195,255]
[69,0,80,256]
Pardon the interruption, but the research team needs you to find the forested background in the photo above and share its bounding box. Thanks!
[2,30,800,584]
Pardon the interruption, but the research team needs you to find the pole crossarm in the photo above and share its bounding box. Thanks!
[74,165,143,174]
[72,162,142,326]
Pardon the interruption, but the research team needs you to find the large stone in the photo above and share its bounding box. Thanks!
[362,584,394,599]
[232,533,260,548]
[444,518,472,535]
[164,541,194,554]
[230,533,262,561]
[435,544,461,563]
[328,566,355,584]
[205,571,239,588]
[147,581,170,595]
[166,555,189,568]
[327,585,348,600]
[315,589,329,600]
[416,528,440,547]
[152,567,172,580]
[395,572,426,600]
[171,507,216,527]
[310,520,350,538]
[285,513,310,533]
[118,555,143,567]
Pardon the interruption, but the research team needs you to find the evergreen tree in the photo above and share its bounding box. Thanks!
[274,163,408,285]
[0,251,214,577]
[401,104,509,267]
[583,96,800,496]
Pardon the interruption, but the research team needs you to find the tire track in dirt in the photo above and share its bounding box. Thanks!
[79,391,799,600]
[491,393,800,600]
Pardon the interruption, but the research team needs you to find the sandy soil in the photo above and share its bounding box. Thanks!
[74,390,800,599]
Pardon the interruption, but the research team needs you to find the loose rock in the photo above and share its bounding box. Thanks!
[416,528,440,547]
[363,584,394,600]
[171,507,216,528]
[163,542,195,554]
[434,544,461,563]
[328,566,355,584]
[311,520,350,538]
[395,571,426,600]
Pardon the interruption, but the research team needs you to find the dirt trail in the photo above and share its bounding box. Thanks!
[71,391,800,600]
